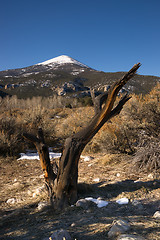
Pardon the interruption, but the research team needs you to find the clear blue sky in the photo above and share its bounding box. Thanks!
[1,0,160,76]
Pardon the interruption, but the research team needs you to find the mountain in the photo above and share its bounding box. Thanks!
[37,55,90,68]
[0,55,91,78]
[0,55,159,98]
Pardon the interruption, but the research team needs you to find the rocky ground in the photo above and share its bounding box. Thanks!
[0,153,160,240]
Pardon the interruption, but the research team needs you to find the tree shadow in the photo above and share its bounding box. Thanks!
[1,179,160,240]
[78,179,160,199]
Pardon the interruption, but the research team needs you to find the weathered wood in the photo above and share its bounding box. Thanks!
[52,63,141,209]
[90,89,108,115]
[23,63,141,210]
[23,129,56,202]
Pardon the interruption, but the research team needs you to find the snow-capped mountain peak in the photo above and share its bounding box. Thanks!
[37,55,89,68]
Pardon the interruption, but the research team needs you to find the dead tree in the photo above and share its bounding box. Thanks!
[23,63,141,209]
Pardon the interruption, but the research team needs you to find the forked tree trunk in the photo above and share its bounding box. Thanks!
[23,63,141,209]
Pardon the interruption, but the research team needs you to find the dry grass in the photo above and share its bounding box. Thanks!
[0,83,159,173]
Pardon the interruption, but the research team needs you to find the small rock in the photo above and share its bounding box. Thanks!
[12,182,21,188]
[44,229,71,240]
[134,180,141,183]
[33,185,46,198]
[39,174,44,179]
[148,173,154,179]
[27,190,32,196]
[153,211,160,219]
[76,199,88,207]
[132,200,139,206]
[108,219,130,238]
[70,222,76,227]
[117,234,145,240]
[117,173,121,177]
[116,219,130,231]
[132,200,144,210]
[93,178,100,182]
[97,197,103,200]
[6,198,16,204]
[76,199,94,209]
[85,197,108,208]
[37,201,48,211]
[82,155,94,161]
[33,192,39,198]
[88,163,93,167]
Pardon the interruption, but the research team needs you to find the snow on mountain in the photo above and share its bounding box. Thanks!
[37,55,89,68]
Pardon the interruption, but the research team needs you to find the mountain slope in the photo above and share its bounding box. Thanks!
[0,55,159,98]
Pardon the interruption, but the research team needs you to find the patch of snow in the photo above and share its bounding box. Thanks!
[17,152,61,161]
[22,73,33,77]
[71,72,80,76]
[116,198,129,205]
[97,199,109,208]
[71,69,85,75]
[85,197,108,208]
[37,55,89,68]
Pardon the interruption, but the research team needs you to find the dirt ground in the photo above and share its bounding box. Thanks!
[0,153,160,240]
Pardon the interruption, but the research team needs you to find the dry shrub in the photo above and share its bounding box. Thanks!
[128,84,160,173]
[53,107,94,139]
[84,83,160,155]
[0,83,159,160]
[0,117,24,156]
[133,137,160,173]
[0,95,79,111]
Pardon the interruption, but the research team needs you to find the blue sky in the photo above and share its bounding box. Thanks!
[1,0,160,76]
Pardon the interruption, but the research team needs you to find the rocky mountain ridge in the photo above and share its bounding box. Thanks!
[0,55,159,98]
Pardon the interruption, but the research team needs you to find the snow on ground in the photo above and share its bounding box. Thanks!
[17,151,93,162]
[85,197,109,208]
[83,197,129,208]
[17,152,61,161]
[116,197,129,205]
[84,197,129,208]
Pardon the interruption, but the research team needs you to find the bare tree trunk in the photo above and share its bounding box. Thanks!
[23,63,141,209]
[23,128,57,202]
